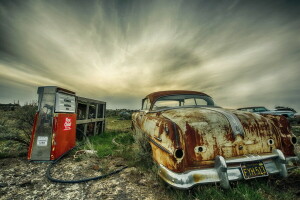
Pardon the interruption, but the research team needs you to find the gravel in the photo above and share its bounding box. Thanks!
[0,156,168,200]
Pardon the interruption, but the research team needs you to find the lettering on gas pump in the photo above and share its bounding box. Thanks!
[64,117,72,131]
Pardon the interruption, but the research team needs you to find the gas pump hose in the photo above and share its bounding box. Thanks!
[46,146,128,183]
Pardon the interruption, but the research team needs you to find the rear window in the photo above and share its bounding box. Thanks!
[152,94,214,110]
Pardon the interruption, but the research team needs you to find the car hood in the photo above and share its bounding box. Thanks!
[160,107,283,163]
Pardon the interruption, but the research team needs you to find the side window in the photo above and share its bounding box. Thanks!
[184,98,195,106]
[142,98,150,110]
[195,98,208,106]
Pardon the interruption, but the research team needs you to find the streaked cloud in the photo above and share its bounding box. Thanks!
[0,0,299,110]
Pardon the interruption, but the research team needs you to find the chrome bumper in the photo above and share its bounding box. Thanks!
[157,149,299,189]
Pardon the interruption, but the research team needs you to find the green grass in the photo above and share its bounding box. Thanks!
[165,178,296,200]
[106,116,132,132]
[0,141,27,158]
[83,116,153,169]
[292,126,300,137]
[83,116,134,158]
[84,131,134,158]
[293,168,300,175]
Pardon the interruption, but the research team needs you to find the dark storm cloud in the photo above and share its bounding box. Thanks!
[0,0,299,110]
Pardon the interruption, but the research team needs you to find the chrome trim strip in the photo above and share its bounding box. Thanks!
[202,107,245,137]
[148,137,172,155]
[225,153,277,164]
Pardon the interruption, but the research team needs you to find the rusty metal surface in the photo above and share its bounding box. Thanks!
[145,90,210,105]
[132,91,298,188]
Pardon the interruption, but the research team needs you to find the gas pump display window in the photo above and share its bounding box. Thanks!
[55,93,75,113]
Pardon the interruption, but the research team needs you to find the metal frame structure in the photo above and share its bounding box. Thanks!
[76,96,106,138]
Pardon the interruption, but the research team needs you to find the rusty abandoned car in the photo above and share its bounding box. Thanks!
[131,90,299,189]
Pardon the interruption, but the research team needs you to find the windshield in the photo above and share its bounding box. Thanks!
[152,94,214,110]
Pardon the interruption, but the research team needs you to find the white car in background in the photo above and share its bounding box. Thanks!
[293,113,300,124]
[237,106,295,119]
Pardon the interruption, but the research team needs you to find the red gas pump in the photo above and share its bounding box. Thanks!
[28,86,77,161]
[28,86,127,184]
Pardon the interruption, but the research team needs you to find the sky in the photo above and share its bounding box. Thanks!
[0,0,299,110]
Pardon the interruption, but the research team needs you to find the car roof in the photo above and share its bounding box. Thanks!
[145,90,211,105]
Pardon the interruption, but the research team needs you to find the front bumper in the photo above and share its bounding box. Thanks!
[157,149,299,189]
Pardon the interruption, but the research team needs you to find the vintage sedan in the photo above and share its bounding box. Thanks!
[131,90,299,189]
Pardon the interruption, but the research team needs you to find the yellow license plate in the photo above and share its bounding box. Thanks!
[241,161,268,179]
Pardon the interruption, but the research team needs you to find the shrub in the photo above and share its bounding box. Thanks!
[0,105,37,147]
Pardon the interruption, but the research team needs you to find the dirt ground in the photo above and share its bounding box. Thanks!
[0,155,169,200]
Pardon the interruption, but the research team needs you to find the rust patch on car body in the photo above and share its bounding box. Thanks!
[193,174,205,183]
[132,90,297,174]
